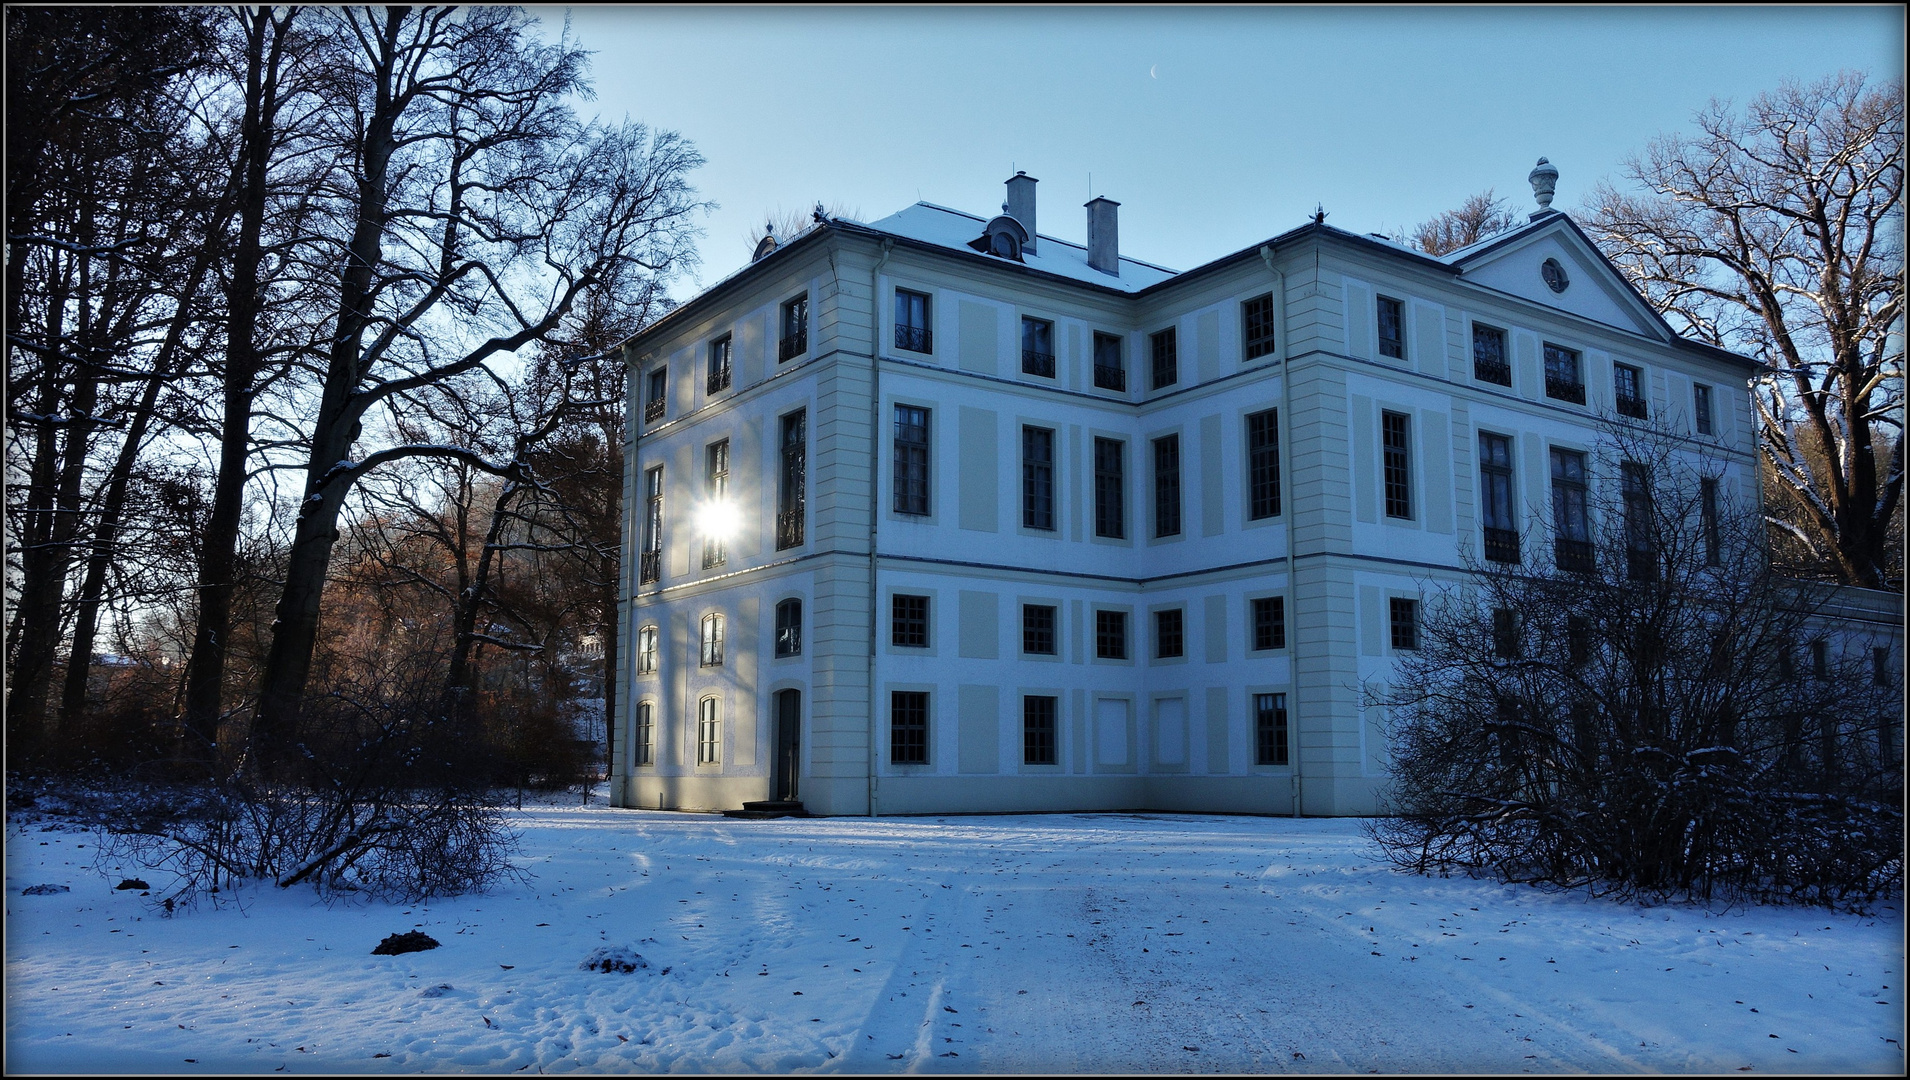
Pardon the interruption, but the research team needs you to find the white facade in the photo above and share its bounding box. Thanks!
[610,171,1793,817]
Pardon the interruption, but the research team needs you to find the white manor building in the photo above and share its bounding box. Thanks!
[607,161,1885,818]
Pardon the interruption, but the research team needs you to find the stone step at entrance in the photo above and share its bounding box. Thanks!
[721,799,809,820]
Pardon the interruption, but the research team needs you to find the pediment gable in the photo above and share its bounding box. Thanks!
[1448,215,1671,341]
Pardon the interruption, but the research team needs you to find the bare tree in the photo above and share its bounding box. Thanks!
[1373,419,1901,909]
[250,7,706,757]
[1581,72,1904,590]
[744,201,858,257]
[1404,188,1518,256]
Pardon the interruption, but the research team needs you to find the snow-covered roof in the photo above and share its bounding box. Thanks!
[863,203,1179,293]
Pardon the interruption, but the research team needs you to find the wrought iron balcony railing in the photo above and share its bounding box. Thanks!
[1483,527,1521,564]
[706,367,731,395]
[1474,358,1512,386]
[1021,348,1055,378]
[638,549,661,585]
[1554,538,1595,574]
[775,510,804,551]
[1093,363,1126,392]
[1615,392,1648,420]
[778,331,807,362]
[1545,375,1586,404]
[643,397,665,422]
[895,325,932,353]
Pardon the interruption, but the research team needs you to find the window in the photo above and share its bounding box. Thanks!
[1377,295,1405,359]
[1566,616,1592,667]
[1022,604,1057,655]
[634,702,654,766]
[1093,437,1125,539]
[703,439,729,569]
[779,293,808,361]
[1874,646,1892,686]
[1492,608,1520,659]
[1550,449,1592,573]
[1614,363,1647,419]
[890,690,928,764]
[777,410,806,549]
[1381,410,1413,519]
[1155,609,1184,659]
[1150,327,1178,390]
[1092,331,1125,391]
[1694,383,1714,436]
[1095,610,1127,660]
[707,334,732,394]
[1621,461,1653,582]
[895,289,931,353]
[1021,317,1055,378]
[1389,598,1418,651]
[892,594,929,648]
[1023,695,1057,765]
[1479,432,1518,563]
[640,466,663,584]
[1472,324,1510,385]
[637,624,658,674]
[893,404,930,515]
[1247,409,1281,519]
[645,367,667,422]
[1022,426,1055,531]
[1700,477,1721,567]
[1810,639,1828,679]
[697,697,720,765]
[1543,342,1584,403]
[774,598,802,658]
[1779,641,1797,682]
[1152,434,1181,538]
[1252,596,1285,651]
[1243,293,1277,359]
[1254,693,1288,766]
[699,613,725,666]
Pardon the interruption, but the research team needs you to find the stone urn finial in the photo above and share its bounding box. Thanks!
[1529,157,1559,214]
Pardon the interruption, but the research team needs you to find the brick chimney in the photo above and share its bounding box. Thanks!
[1006,171,1037,254]
[1086,196,1119,276]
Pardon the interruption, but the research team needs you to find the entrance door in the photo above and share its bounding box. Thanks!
[774,689,801,801]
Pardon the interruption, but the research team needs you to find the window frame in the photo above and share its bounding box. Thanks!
[1247,408,1281,519]
[1693,382,1715,436]
[1543,341,1585,404]
[1021,603,1058,656]
[1376,295,1405,359]
[1021,424,1055,532]
[1471,322,1511,386]
[1251,596,1286,652]
[703,438,730,569]
[774,597,803,658]
[1550,447,1593,573]
[1020,315,1056,378]
[1094,609,1128,661]
[1022,694,1058,766]
[706,334,732,395]
[779,293,808,362]
[1254,692,1289,767]
[1150,326,1178,390]
[890,689,930,765]
[640,465,664,585]
[1092,331,1126,392]
[894,289,932,354]
[644,367,668,422]
[1389,597,1419,652]
[1381,410,1413,520]
[696,696,721,766]
[893,403,931,516]
[1154,607,1185,660]
[699,612,726,667]
[1700,476,1721,567]
[1613,362,1647,419]
[778,409,806,550]
[1479,431,1518,563]
[891,593,930,648]
[637,624,659,675]
[634,700,655,767]
[1243,292,1277,360]
[1151,433,1182,539]
[1093,436,1126,540]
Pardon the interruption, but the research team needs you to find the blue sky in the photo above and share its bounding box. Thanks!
[529,5,1904,298]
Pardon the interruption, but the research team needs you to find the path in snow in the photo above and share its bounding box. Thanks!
[6,802,1903,1073]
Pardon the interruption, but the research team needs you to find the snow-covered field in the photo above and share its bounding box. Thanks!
[6,792,1903,1074]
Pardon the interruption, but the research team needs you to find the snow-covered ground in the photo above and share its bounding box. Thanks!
[6,793,1903,1074]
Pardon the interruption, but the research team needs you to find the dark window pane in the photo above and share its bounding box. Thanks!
[1253,596,1285,651]
[891,691,928,764]
[1022,604,1056,655]
[1255,693,1288,765]
[1550,448,1593,573]
[1093,332,1125,391]
[1021,317,1055,377]
[1155,608,1184,659]
[1615,363,1647,419]
[778,410,806,549]
[1492,608,1519,659]
[1544,342,1584,403]
[1150,327,1178,389]
[703,440,729,569]
[707,335,732,394]
[892,594,929,648]
[1382,411,1412,519]
[1377,296,1404,359]
[1094,437,1125,539]
[1390,598,1418,651]
[1479,432,1519,563]
[894,405,931,515]
[1243,293,1277,359]
[1247,409,1281,519]
[775,599,802,657]
[1023,695,1057,765]
[1022,426,1055,531]
[1700,477,1720,566]
[779,294,808,361]
[1694,383,1714,435]
[1472,324,1510,385]
[1095,610,1127,660]
[1152,434,1181,538]
[895,290,932,353]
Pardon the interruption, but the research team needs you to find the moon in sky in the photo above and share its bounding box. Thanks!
[1149,64,1158,79]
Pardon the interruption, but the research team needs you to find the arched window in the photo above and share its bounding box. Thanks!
[637,625,659,674]
[700,613,725,666]
[775,598,802,657]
